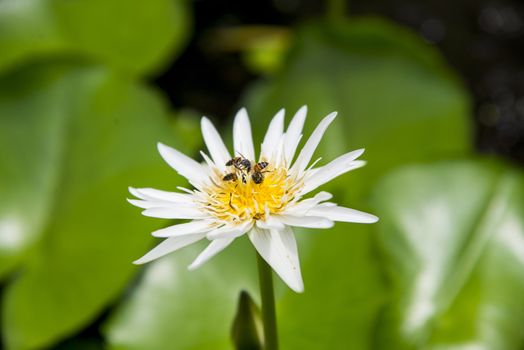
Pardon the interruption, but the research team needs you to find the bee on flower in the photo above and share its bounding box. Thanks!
[128,106,378,292]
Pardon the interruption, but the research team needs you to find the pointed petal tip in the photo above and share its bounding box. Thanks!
[132,258,146,265]
[366,215,379,223]
[200,116,210,126]
[317,191,333,200]
[157,142,179,156]
[128,187,143,200]
[201,116,217,130]
[274,108,286,121]
[355,160,367,168]
[187,263,198,271]
[157,142,170,158]
[235,107,249,122]
[284,273,304,293]
[355,213,379,224]
[236,107,249,118]
[355,148,365,156]
[291,283,305,293]
[326,111,338,120]
[128,187,139,197]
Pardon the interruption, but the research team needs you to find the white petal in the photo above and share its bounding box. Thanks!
[128,199,198,210]
[276,214,334,229]
[233,108,255,160]
[272,133,287,167]
[290,112,337,175]
[128,199,157,209]
[249,226,304,293]
[307,204,378,224]
[284,191,333,214]
[152,220,215,237]
[199,151,220,180]
[188,237,236,270]
[142,207,208,220]
[284,105,307,165]
[260,109,285,161]
[300,149,366,195]
[201,117,231,171]
[157,143,208,187]
[200,150,215,167]
[133,233,206,264]
[256,215,285,230]
[129,187,193,203]
[206,221,252,239]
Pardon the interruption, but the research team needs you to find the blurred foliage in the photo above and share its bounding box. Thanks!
[373,161,524,350]
[104,239,259,350]
[204,26,291,75]
[0,0,190,76]
[0,0,521,349]
[0,62,192,350]
[0,0,193,349]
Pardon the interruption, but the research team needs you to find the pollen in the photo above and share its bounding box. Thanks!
[203,165,299,222]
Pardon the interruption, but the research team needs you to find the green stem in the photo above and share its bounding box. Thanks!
[327,0,347,22]
[257,253,278,350]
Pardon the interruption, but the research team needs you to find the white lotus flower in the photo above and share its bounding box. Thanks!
[129,106,378,292]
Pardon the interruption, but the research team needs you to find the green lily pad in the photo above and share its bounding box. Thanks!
[106,239,259,350]
[0,0,190,75]
[372,161,524,350]
[0,62,195,350]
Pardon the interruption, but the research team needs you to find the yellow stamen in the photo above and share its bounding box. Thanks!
[203,166,298,222]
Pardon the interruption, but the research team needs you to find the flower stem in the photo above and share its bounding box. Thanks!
[257,253,278,350]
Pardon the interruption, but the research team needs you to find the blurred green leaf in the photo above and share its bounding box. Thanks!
[104,18,472,350]
[0,65,66,278]
[170,109,208,154]
[277,224,385,350]
[105,239,259,350]
[0,62,195,350]
[243,17,471,200]
[372,160,524,350]
[231,291,263,350]
[0,0,190,76]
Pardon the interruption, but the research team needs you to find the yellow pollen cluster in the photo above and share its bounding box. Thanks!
[204,166,297,222]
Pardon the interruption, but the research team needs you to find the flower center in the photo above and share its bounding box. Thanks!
[203,164,298,222]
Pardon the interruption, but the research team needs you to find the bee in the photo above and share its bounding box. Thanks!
[226,156,252,172]
[253,161,268,172]
[251,161,270,184]
[222,173,237,182]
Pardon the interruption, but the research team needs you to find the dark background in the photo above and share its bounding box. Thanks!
[157,0,524,163]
